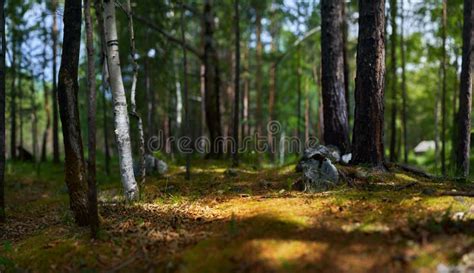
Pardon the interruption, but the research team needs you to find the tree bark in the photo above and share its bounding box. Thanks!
[202,0,223,158]
[440,0,447,175]
[95,0,110,176]
[180,2,191,179]
[0,0,5,222]
[40,41,51,162]
[125,0,145,187]
[57,0,88,226]
[342,2,351,128]
[321,0,350,154]
[400,0,408,164]
[10,37,16,160]
[268,8,278,161]
[455,0,474,177]
[232,0,240,167]
[103,0,139,200]
[389,0,398,162]
[256,8,263,141]
[85,0,99,237]
[351,0,386,167]
[52,0,60,163]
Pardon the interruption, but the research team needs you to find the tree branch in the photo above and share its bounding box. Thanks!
[132,13,202,59]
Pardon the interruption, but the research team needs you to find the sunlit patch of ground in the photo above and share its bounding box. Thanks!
[1,161,474,272]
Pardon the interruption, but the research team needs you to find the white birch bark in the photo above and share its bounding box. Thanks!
[103,0,138,200]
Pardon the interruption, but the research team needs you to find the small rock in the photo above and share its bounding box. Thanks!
[341,153,352,164]
[296,145,341,172]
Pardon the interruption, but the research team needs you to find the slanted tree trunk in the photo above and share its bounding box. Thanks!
[440,0,447,175]
[351,0,386,167]
[57,0,88,226]
[232,0,240,167]
[103,0,139,200]
[321,0,350,154]
[400,0,408,164]
[85,0,98,237]
[0,0,5,222]
[125,0,145,187]
[95,0,110,175]
[455,0,474,177]
[52,0,60,163]
[389,0,398,162]
[202,0,223,158]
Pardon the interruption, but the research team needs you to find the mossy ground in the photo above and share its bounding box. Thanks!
[1,160,474,272]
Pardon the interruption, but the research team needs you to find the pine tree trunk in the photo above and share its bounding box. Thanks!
[268,8,277,161]
[400,0,408,164]
[40,42,51,162]
[180,3,191,179]
[342,2,351,128]
[10,38,16,160]
[232,0,240,167]
[52,0,60,163]
[57,0,88,226]
[85,0,99,237]
[455,0,474,177]
[30,73,37,161]
[255,9,263,141]
[103,0,139,200]
[321,0,350,154]
[389,0,398,162]
[203,0,223,158]
[351,0,386,167]
[440,0,447,175]
[0,0,5,222]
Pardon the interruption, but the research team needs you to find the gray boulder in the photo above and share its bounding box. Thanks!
[296,145,341,172]
[134,154,168,177]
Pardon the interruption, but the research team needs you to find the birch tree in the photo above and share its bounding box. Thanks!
[103,0,139,200]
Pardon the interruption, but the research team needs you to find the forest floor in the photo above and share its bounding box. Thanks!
[2,160,474,273]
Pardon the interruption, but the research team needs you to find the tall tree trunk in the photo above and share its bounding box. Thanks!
[440,0,447,175]
[203,0,223,158]
[435,68,441,171]
[10,38,16,160]
[0,0,5,222]
[95,0,110,175]
[342,1,351,129]
[125,0,145,187]
[389,0,398,162]
[351,0,386,167]
[455,0,474,177]
[451,48,460,167]
[52,0,60,163]
[268,8,277,161]
[400,0,408,164]
[18,47,23,151]
[57,0,88,226]
[85,0,99,237]
[103,0,139,200]
[242,46,250,139]
[180,3,191,179]
[40,42,51,162]
[232,0,240,167]
[255,9,263,142]
[321,0,350,154]
[30,74,37,161]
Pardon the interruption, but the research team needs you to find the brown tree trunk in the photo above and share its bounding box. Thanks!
[203,0,223,158]
[455,0,474,177]
[40,42,51,162]
[256,9,263,141]
[321,0,350,153]
[232,0,240,167]
[0,0,5,222]
[85,0,98,237]
[389,0,398,162]
[52,0,60,163]
[180,3,191,179]
[351,0,386,167]
[95,0,110,175]
[57,0,88,226]
[441,0,447,175]
[268,8,278,161]
[400,0,408,164]
[10,37,16,160]
[342,1,351,130]
[242,46,250,139]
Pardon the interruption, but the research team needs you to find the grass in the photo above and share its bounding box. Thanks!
[2,159,474,272]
